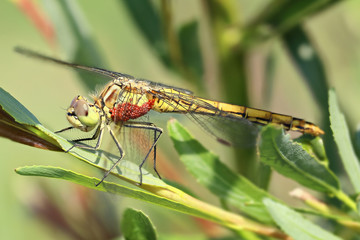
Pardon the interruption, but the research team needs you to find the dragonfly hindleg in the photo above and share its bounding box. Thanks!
[96,126,125,186]
[124,121,163,185]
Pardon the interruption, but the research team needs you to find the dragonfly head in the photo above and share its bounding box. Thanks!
[66,96,100,132]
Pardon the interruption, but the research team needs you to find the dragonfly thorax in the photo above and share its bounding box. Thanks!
[66,95,100,132]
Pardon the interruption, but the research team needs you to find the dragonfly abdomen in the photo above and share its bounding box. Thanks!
[289,117,324,136]
[152,95,323,136]
[236,106,324,136]
[243,107,324,136]
[204,101,324,136]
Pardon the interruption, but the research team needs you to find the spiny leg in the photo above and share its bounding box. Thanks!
[66,125,104,153]
[96,126,125,186]
[55,126,74,134]
[56,121,123,186]
[124,121,163,185]
[55,115,105,153]
[152,129,161,179]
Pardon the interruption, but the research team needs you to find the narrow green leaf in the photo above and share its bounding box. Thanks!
[355,126,360,158]
[263,198,342,240]
[121,0,170,67]
[283,25,328,109]
[259,125,339,192]
[282,25,341,185]
[122,208,157,240]
[14,166,209,219]
[14,165,259,235]
[168,119,277,224]
[178,21,203,87]
[329,89,360,193]
[250,1,339,35]
[42,0,107,90]
[295,207,359,224]
[0,88,39,125]
[17,166,288,238]
[0,88,61,150]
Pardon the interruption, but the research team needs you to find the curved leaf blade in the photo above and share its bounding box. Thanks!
[0,88,61,150]
[15,165,287,238]
[259,125,339,192]
[0,88,39,125]
[122,208,157,240]
[14,165,206,217]
[121,0,170,67]
[42,0,107,90]
[263,198,342,240]
[251,1,339,36]
[329,89,360,193]
[168,119,277,224]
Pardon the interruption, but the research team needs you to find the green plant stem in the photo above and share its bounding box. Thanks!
[142,184,289,239]
[332,189,357,211]
[17,165,289,239]
[292,189,360,231]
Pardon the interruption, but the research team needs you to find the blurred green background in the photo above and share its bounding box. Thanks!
[1,0,360,239]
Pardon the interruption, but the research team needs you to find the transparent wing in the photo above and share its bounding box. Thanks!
[152,89,260,147]
[109,120,160,180]
[187,113,259,148]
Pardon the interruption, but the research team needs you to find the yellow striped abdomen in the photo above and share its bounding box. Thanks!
[152,93,324,136]
[205,100,324,136]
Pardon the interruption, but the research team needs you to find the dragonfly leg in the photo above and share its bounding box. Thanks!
[55,126,74,134]
[96,126,125,186]
[65,125,105,153]
[152,130,162,180]
[124,121,163,185]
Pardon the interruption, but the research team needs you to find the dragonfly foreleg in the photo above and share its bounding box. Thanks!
[96,125,125,186]
[124,121,163,185]
[55,126,74,134]
[65,124,104,153]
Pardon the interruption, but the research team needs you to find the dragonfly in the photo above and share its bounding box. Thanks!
[15,47,324,185]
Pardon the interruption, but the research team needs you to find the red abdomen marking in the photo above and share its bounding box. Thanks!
[110,99,155,122]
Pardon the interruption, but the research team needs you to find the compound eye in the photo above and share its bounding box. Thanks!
[66,95,99,131]
[70,95,80,108]
[73,99,89,117]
